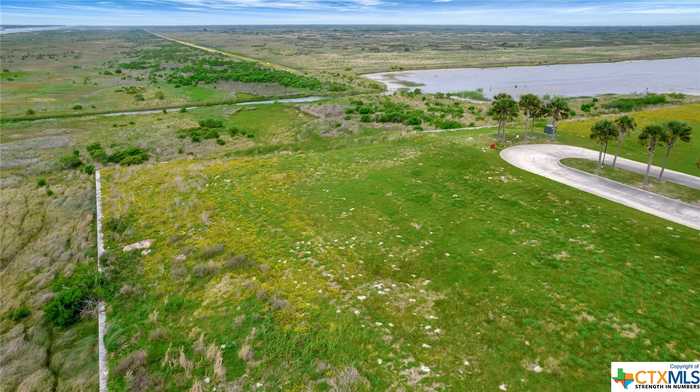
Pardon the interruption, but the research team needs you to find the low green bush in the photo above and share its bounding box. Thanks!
[107,147,149,166]
[59,153,82,169]
[83,164,95,175]
[87,142,108,163]
[198,118,224,128]
[604,94,667,112]
[44,263,100,327]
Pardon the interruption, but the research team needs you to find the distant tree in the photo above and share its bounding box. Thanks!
[487,93,519,141]
[546,97,571,129]
[26,109,35,116]
[589,120,619,167]
[658,121,692,180]
[519,94,543,132]
[611,115,637,169]
[638,125,667,185]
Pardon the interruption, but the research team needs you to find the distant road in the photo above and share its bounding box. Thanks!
[501,144,700,230]
[146,30,300,74]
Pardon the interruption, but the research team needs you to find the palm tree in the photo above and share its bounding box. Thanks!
[589,120,619,167]
[658,121,692,180]
[487,93,519,141]
[546,97,571,130]
[611,115,637,169]
[638,125,667,186]
[519,94,542,132]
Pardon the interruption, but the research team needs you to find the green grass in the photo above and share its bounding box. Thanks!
[561,158,700,204]
[102,132,699,391]
[557,103,700,176]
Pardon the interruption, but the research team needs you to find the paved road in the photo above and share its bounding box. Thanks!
[500,144,700,230]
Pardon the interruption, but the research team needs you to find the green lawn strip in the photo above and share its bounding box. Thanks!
[101,135,699,391]
[561,158,700,204]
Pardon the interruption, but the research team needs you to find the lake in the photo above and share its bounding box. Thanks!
[0,26,64,35]
[366,57,700,98]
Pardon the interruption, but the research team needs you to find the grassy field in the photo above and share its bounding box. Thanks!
[2,26,700,391]
[157,25,700,73]
[100,128,699,391]
[0,30,341,120]
[557,103,700,176]
[0,100,322,391]
[561,158,700,204]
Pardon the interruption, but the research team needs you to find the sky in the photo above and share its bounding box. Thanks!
[2,0,700,26]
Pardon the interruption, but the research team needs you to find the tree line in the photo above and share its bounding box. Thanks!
[488,93,572,140]
[589,117,692,184]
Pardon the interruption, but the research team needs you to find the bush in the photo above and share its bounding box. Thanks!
[45,263,100,327]
[83,164,95,175]
[107,147,149,166]
[216,138,225,145]
[7,306,31,321]
[59,153,82,169]
[87,142,108,163]
[198,118,224,128]
[26,109,35,115]
[37,178,47,187]
[226,126,254,138]
[72,104,83,110]
[604,94,667,112]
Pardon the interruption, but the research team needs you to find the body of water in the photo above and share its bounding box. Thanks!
[0,26,64,35]
[366,57,700,98]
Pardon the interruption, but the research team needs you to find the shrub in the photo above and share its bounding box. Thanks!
[198,118,224,128]
[26,109,35,115]
[226,126,254,138]
[44,263,100,327]
[59,153,82,169]
[46,189,54,197]
[216,138,225,145]
[155,91,165,100]
[87,142,108,163]
[72,104,83,110]
[134,94,145,101]
[604,94,667,112]
[37,178,47,187]
[83,164,95,175]
[107,147,149,166]
[435,119,463,129]
[7,306,31,321]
